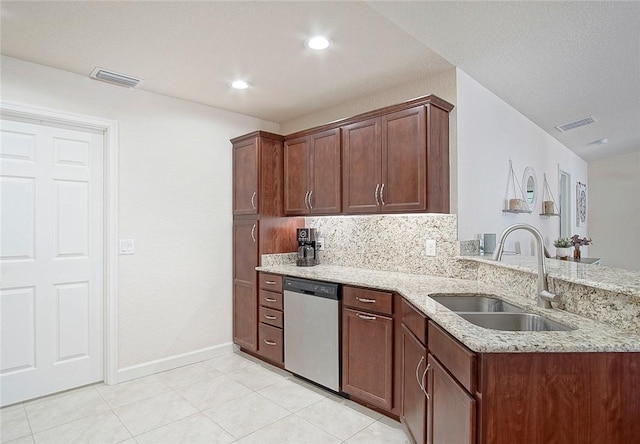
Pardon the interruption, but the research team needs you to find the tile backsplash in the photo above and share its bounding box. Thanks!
[304,214,477,280]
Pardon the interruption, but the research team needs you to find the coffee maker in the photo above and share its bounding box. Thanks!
[296,228,319,267]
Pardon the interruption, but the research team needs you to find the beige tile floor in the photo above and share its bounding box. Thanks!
[1,352,409,443]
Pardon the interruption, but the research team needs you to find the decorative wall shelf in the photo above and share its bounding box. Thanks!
[503,209,532,214]
[502,160,531,213]
[540,173,560,218]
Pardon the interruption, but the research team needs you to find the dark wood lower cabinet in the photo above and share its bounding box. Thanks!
[479,352,640,444]
[401,325,427,444]
[428,354,476,444]
[342,308,394,410]
[232,219,258,352]
[232,281,257,351]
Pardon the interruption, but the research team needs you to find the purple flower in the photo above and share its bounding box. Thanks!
[570,235,592,247]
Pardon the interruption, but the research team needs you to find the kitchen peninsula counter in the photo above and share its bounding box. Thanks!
[257,263,640,354]
[460,255,640,298]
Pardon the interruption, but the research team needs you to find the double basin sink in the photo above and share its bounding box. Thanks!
[429,294,574,332]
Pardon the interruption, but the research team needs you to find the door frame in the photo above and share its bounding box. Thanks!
[1,101,119,385]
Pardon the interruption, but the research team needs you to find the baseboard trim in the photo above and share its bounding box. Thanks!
[115,342,234,384]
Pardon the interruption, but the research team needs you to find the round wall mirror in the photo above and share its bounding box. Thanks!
[522,166,537,208]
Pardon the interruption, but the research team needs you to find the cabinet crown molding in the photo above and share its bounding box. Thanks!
[285,94,453,140]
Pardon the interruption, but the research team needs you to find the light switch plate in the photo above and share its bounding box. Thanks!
[425,239,436,256]
[119,239,135,255]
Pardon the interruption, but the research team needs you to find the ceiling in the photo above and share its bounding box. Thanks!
[1,1,638,162]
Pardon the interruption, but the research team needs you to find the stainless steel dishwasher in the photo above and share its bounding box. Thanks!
[283,277,340,392]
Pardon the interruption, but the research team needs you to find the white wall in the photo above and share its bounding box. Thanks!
[279,68,457,134]
[456,69,589,255]
[588,151,640,270]
[1,56,279,375]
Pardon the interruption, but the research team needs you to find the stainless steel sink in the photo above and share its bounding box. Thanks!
[458,312,575,332]
[430,294,526,313]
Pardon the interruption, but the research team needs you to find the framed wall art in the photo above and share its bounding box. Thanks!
[576,181,587,227]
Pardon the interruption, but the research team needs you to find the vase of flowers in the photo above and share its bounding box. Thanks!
[570,235,592,260]
[553,237,572,260]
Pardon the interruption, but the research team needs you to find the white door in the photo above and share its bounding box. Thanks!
[1,119,104,406]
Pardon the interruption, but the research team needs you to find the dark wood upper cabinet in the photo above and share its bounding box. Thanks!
[232,131,285,217]
[232,137,258,216]
[284,128,341,215]
[340,99,451,214]
[381,106,427,212]
[342,117,382,214]
[283,136,310,215]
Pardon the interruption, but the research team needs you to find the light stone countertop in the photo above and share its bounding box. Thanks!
[256,263,640,353]
[459,255,640,298]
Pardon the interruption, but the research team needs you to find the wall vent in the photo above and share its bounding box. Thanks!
[555,116,597,132]
[90,67,143,88]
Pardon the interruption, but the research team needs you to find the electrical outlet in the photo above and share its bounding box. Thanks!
[425,239,436,256]
[317,237,325,251]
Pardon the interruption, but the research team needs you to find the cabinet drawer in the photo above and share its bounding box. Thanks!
[258,323,283,364]
[402,298,427,344]
[259,273,283,292]
[428,321,476,393]
[344,286,393,315]
[259,289,283,310]
[259,306,283,328]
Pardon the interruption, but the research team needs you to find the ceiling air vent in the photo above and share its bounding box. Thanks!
[555,116,597,132]
[90,67,142,88]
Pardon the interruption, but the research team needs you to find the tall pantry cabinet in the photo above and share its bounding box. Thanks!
[231,131,301,355]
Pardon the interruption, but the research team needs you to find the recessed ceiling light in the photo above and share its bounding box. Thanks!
[307,36,330,50]
[231,80,250,90]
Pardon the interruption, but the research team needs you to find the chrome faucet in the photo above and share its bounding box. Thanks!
[492,223,559,309]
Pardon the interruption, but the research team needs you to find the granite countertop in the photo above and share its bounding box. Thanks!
[256,263,640,354]
[459,255,640,298]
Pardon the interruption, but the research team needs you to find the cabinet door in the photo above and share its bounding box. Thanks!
[342,308,393,410]
[427,355,476,444]
[233,137,259,216]
[342,117,382,214]
[310,128,341,215]
[233,219,259,351]
[381,106,426,212]
[402,325,427,444]
[284,136,311,215]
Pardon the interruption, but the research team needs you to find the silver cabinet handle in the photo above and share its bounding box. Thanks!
[380,183,385,206]
[251,224,256,242]
[415,356,425,390]
[374,184,380,206]
[250,191,257,210]
[356,313,376,321]
[422,363,431,399]
[304,191,310,209]
[263,339,277,346]
[308,190,313,210]
[265,280,277,285]
[356,297,376,303]
[264,297,277,303]
[264,314,277,320]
